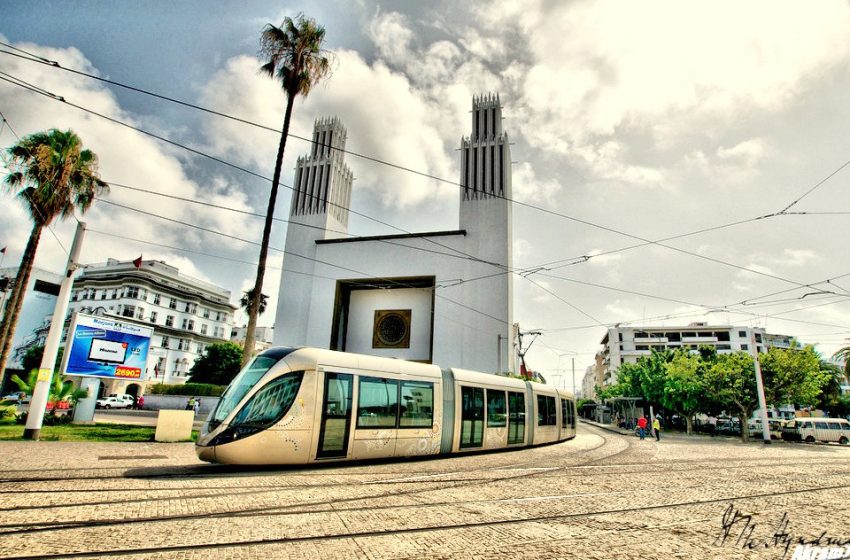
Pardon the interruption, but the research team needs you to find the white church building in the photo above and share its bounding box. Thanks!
[273,95,514,373]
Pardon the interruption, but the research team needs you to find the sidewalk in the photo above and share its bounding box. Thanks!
[580,418,783,444]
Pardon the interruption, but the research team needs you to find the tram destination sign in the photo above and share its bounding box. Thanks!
[61,313,154,379]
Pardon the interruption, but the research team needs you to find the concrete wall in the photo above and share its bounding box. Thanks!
[141,394,219,415]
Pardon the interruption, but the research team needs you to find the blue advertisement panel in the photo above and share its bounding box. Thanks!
[62,313,154,380]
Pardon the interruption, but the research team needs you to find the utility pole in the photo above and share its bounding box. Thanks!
[751,331,771,445]
[24,222,85,440]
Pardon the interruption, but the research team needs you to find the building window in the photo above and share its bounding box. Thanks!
[203,308,210,319]
[200,324,208,335]
[161,336,169,349]
[169,298,177,310]
[738,330,747,338]
[755,333,763,343]
[178,339,189,351]
[125,286,139,299]
[153,294,160,305]
[715,331,730,342]
[165,315,174,327]
[121,305,135,318]
[186,302,197,314]
[741,344,749,351]
[150,311,157,324]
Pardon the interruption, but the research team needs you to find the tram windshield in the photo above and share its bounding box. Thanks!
[210,355,280,427]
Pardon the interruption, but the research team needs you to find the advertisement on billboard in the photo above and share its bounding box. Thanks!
[62,313,154,379]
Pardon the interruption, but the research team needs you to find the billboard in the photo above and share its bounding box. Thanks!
[62,313,154,379]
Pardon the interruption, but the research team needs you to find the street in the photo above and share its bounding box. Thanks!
[0,421,847,559]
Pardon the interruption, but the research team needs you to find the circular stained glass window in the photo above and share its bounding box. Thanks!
[377,313,408,346]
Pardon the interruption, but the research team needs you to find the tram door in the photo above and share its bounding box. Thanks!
[317,372,353,459]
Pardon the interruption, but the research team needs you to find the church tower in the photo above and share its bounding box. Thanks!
[275,117,353,346]
[458,93,514,372]
[290,116,353,238]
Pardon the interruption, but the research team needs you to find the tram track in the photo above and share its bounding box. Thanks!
[0,450,847,536]
[1,480,849,560]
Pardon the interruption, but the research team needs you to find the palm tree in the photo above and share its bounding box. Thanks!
[240,288,268,316]
[0,129,108,386]
[242,14,331,365]
[834,343,850,376]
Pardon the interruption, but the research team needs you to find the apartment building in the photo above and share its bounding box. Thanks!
[599,322,794,386]
[68,258,236,392]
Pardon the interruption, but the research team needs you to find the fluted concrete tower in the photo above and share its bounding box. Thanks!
[276,117,353,345]
[290,117,353,236]
[458,93,514,372]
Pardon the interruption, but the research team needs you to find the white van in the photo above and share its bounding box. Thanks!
[781,418,850,444]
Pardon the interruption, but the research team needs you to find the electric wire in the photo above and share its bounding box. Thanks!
[1,46,842,291]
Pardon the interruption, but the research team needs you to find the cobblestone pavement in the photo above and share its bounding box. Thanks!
[0,422,848,560]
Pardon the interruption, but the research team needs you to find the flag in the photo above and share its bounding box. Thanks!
[132,255,142,269]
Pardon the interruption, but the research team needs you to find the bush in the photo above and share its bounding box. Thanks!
[147,383,225,396]
[0,405,17,425]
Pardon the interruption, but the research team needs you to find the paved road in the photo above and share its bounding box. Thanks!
[0,422,848,559]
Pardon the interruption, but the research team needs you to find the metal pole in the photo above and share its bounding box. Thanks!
[571,358,576,396]
[751,332,771,445]
[23,222,85,440]
[497,334,502,374]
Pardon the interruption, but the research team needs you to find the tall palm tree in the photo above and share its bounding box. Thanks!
[240,288,268,316]
[242,14,331,365]
[834,343,850,376]
[0,129,108,386]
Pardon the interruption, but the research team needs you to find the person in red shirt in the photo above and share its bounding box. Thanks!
[637,416,648,440]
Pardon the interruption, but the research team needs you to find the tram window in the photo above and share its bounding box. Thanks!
[460,386,484,448]
[230,372,304,428]
[537,395,556,426]
[508,391,525,444]
[357,377,398,428]
[561,398,575,429]
[487,390,506,427]
[400,381,433,428]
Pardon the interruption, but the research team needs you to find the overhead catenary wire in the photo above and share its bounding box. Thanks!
[3,46,846,291]
[2,45,849,346]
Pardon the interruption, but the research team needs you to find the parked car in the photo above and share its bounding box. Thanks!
[782,418,850,444]
[716,420,742,437]
[1,391,29,404]
[96,396,133,409]
[747,418,785,440]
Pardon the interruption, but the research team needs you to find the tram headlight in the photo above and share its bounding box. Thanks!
[205,371,303,447]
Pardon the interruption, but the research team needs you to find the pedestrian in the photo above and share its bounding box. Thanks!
[637,415,647,440]
[193,397,200,415]
[653,416,661,441]
[185,397,193,411]
[138,395,144,410]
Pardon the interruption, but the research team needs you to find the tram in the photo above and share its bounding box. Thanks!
[196,347,577,465]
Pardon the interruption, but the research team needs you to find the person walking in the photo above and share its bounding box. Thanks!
[637,415,647,440]
[193,397,200,416]
[653,416,661,441]
[137,395,144,410]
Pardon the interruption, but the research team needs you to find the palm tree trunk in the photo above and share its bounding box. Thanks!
[242,92,296,366]
[0,224,44,388]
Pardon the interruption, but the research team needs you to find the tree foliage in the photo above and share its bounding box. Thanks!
[188,342,244,385]
[599,344,838,442]
[0,129,107,385]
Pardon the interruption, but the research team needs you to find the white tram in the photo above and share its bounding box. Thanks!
[196,347,577,465]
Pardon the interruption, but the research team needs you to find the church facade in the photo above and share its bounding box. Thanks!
[273,95,514,373]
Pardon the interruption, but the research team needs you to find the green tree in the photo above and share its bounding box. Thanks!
[833,340,850,375]
[188,342,244,385]
[760,343,830,409]
[243,14,332,365]
[661,350,707,435]
[816,359,847,413]
[704,352,759,441]
[0,129,107,385]
[19,345,64,376]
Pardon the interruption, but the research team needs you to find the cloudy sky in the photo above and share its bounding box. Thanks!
[1,0,849,390]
